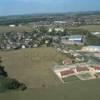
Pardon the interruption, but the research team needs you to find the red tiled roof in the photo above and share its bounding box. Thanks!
[94,66,100,70]
[63,60,72,65]
[60,69,74,76]
[76,67,89,72]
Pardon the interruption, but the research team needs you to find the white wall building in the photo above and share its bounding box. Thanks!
[9,24,16,27]
[81,46,100,52]
[91,32,100,35]
[54,28,64,32]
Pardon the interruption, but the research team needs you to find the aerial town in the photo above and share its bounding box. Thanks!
[1,0,100,100]
[0,13,100,84]
[0,11,100,100]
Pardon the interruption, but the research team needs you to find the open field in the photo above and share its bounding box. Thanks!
[79,25,100,32]
[76,72,94,80]
[96,72,100,77]
[0,47,100,99]
[0,47,66,88]
[0,25,33,32]
[62,75,80,83]
[0,79,100,100]
[0,25,100,33]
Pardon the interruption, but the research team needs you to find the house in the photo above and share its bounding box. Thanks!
[21,45,26,49]
[75,56,85,62]
[60,69,74,77]
[48,28,52,32]
[94,66,100,72]
[33,44,38,48]
[81,46,100,52]
[9,24,16,27]
[54,21,67,24]
[6,44,11,50]
[48,28,64,32]
[54,28,64,32]
[62,59,72,65]
[76,67,89,72]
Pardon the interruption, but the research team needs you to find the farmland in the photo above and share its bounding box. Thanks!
[79,25,100,32]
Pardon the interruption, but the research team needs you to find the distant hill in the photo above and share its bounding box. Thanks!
[0,11,100,25]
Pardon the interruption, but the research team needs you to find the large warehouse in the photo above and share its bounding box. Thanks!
[81,46,100,52]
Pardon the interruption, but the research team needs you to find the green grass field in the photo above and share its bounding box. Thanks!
[79,25,100,32]
[0,25,100,33]
[0,48,100,99]
[62,75,80,83]
[0,25,33,32]
[77,73,93,80]
[0,47,66,88]
[0,79,100,100]
[96,72,100,76]
[0,23,100,99]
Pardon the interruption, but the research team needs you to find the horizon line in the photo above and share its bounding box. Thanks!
[1,10,100,17]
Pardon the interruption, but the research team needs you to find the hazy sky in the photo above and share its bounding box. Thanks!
[0,0,100,16]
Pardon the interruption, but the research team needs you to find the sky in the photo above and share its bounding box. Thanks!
[0,0,100,16]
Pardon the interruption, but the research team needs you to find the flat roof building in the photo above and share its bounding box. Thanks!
[68,35,83,41]
[81,46,100,52]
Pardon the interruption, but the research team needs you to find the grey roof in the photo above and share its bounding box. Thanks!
[86,46,100,49]
[69,35,83,39]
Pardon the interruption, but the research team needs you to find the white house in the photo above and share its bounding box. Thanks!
[48,28,64,32]
[54,28,64,32]
[54,21,67,24]
[21,45,26,49]
[9,24,16,27]
[94,66,100,73]
[48,28,52,32]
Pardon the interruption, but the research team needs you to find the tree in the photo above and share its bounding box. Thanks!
[0,57,7,77]
[86,33,100,45]
[0,66,8,77]
[0,57,2,64]
[0,57,27,92]
[38,26,48,34]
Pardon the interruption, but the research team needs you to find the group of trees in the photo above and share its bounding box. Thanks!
[85,33,100,45]
[0,15,53,25]
[0,57,27,92]
[36,26,89,36]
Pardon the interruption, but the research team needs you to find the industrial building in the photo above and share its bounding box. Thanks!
[81,46,100,52]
